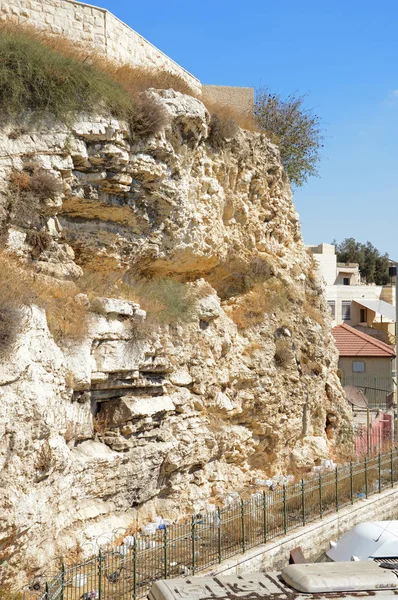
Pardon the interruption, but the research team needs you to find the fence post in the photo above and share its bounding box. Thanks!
[319,474,323,519]
[241,500,246,553]
[191,515,196,574]
[262,491,267,543]
[217,507,222,563]
[133,537,137,600]
[163,527,168,579]
[98,550,102,600]
[378,453,382,492]
[45,582,49,600]
[301,479,305,526]
[283,484,287,534]
[60,563,65,600]
[350,461,353,504]
[335,467,339,511]
[391,448,394,488]
[365,457,368,498]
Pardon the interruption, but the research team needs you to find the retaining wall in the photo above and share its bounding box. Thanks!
[203,85,254,115]
[0,0,201,94]
[201,486,398,576]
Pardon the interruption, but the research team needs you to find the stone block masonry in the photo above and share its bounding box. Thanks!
[0,0,202,94]
[203,85,255,115]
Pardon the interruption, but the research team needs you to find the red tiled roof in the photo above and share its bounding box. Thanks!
[332,324,396,358]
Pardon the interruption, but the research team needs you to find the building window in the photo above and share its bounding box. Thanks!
[360,308,367,323]
[328,301,335,319]
[352,361,365,373]
[342,301,351,321]
[343,277,350,286]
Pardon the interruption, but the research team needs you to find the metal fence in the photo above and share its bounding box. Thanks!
[27,449,398,600]
[341,375,395,409]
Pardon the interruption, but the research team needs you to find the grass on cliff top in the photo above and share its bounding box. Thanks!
[0,25,132,121]
[0,24,174,136]
[0,22,255,137]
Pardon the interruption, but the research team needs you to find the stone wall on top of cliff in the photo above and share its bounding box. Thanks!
[0,90,353,587]
[0,0,201,94]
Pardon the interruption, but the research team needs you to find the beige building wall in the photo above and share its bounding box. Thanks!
[202,85,254,115]
[338,356,393,381]
[0,0,202,94]
[307,243,337,285]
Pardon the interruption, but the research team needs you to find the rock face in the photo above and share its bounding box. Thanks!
[0,91,353,587]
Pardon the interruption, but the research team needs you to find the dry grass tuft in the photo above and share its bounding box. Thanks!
[208,113,239,148]
[79,270,197,326]
[303,300,324,326]
[227,278,289,330]
[44,286,89,343]
[274,339,293,367]
[0,300,21,358]
[8,168,62,229]
[128,93,169,138]
[25,230,52,256]
[9,170,31,192]
[34,442,54,473]
[227,283,272,329]
[0,253,88,345]
[302,360,323,376]
[242,342,264,356]
[29,170,63,199]
[93,411,111,435]
[204,100,256,133]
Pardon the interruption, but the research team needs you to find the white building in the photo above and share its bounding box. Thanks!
[307,243,395,344]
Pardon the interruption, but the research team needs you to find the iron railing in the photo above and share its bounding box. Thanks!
[26,449,398,600]
[341,375,395,409]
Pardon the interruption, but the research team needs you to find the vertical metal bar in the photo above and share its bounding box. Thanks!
[133,537,137,600]
[191,516,196,574]
[217,507,222,563]
[283,484,287,534]
[241,500,246,553]
[319,474,323,519]
[60,563,65,600]
[45,582,49,600]
[391,448,394,487]
[98,550,102,600]
[350,461,353,504]
[365,457,368,498]
[335,467,339,511]
[301,479,306,526]
[367,408,370,455]
[262,491,267,543]
[378,453,382,492]
[163,527,168,579]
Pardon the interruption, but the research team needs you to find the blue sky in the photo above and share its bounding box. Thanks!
[94,0,398,256]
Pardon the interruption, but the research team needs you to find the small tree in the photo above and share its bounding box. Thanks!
[334,238,390,285]
[254,89,323,187]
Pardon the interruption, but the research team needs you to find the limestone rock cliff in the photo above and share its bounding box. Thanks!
[0,90,352,586]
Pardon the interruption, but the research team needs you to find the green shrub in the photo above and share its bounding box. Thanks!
[255,89,323,187]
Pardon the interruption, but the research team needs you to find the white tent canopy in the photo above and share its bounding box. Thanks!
[353,298,395,322]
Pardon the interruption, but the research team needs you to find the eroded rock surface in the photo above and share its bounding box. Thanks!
[0,91,353,586]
